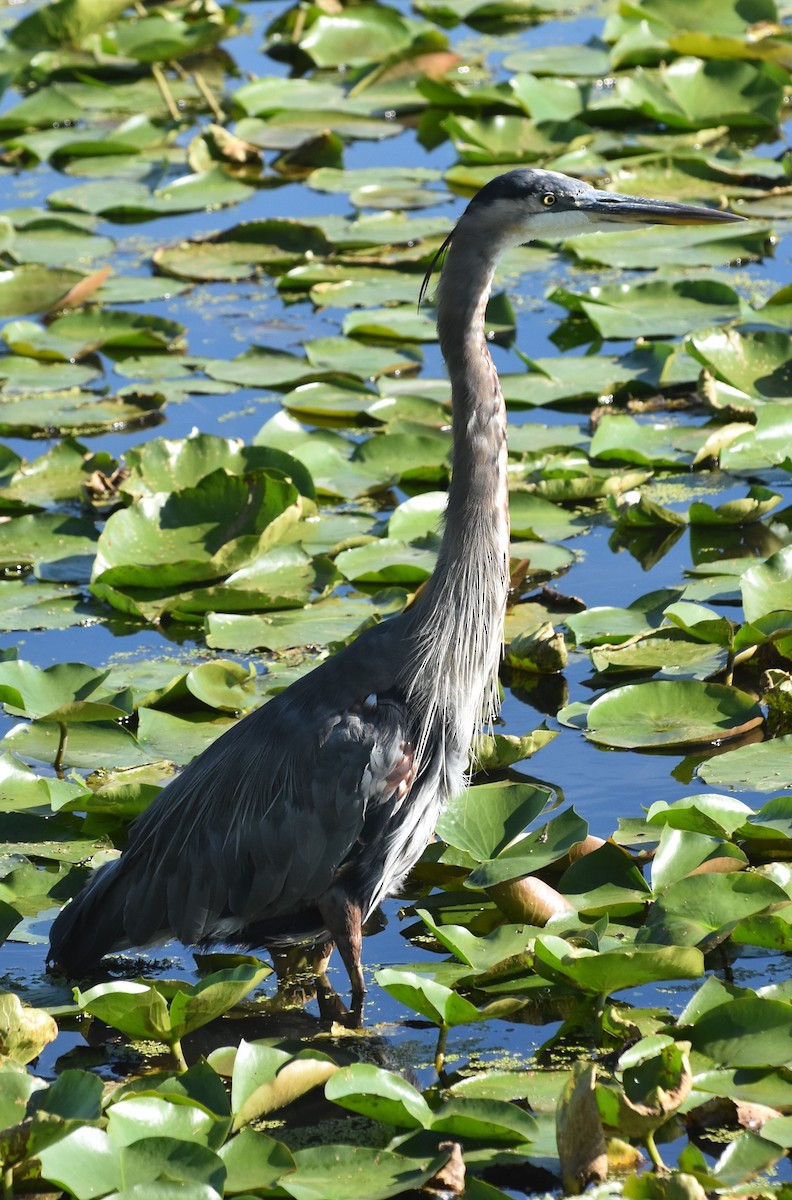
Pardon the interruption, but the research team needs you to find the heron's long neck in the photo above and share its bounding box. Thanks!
[404,232,510,765]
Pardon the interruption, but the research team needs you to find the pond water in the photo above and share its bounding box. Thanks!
[1,0,792,1191]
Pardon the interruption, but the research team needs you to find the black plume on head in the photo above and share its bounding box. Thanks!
[466,168,546,208]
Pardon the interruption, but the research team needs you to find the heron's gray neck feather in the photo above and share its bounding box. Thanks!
[404,232,510,771]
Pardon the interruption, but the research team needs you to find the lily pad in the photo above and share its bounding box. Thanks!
[697,737,792,793]
[583,680,764,748]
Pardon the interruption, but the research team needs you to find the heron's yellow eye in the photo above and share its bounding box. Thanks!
[542,193,557,206]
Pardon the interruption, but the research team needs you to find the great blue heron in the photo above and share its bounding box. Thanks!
[49,169,741,1016]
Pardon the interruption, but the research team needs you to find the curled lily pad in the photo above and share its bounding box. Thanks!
[375,968,512,1029]
[0,992,58,1064]
[534,934,705,994]
[325,1064,432,1129]
[226,1040,337,1129]
[435,780,551,862]
[121,432,315,501]
[76,966,270,1067]
[92,470,301,592]
[741,548,792,625]
[0,659,129,722]
[688,328,792,400]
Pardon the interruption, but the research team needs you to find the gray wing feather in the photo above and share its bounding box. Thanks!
[49,620,415,970]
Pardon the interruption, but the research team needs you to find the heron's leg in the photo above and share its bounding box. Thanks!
[311,938,348,1022]
[312,939,335,979]
[318,890,366,1024]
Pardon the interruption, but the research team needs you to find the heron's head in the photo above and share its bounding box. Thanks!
[420,168,742,307]
[462,167,744,243]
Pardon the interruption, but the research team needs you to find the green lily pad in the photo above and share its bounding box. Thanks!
[154,219,331,282]
[435,780,551,862]
[741,548,792,624]
[48,169,255,218]
[689,997,792,1068]
[76,965,270,1051]
[504,41,612,76]
[283,6,418,69]
[0,265,85,317]
[227,1040,337,1129]
[566,222,766,271]
[688,328,792,400]
[0,512,98,572]
[697,737,792,793]
[387,492,445,541]
[590,633,728,681]
[121,432,314,501]
[92,470,300,591]
[206,595,400,653]
[325,1064,432,1129]
[467,807,589,889]
[2,720,150,770]
[582,680,764,748]
[551,278,741,340]
[644,872,788,948]
[650,826,747,891]
[375,968,502,1028]
[720,404,792,469]
[0,581,88,632]
[335,539,435,584]
[534,934,704,993]
[218,1128,294,1194]
[7,218,114,269]
[0,659,129,723]
[281,1144,448,1200]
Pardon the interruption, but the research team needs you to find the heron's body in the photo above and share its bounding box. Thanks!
[49,170,740,1009]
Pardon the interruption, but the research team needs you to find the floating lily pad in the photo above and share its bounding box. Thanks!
[154,219,331,282]
[566,222,766,270]
[206,596,401,654]
[280,6,419,69]
[583,680,764,748]
[697,737,792,793]
[551,278,741,340]
[282,1144,448,1200]
[49,169,255,219]
[0,265,86,317]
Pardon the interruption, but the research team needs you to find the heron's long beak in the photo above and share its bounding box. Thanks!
[577,191,744,226]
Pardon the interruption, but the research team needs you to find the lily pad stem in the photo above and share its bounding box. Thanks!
[348,63,383,99]
[53,721,68,779]
[644,1130,666,1172]
[171,1037,188,1073]
[292,6,307,43]
[151,63,181,122]
[731,646,758,678]
[434,1024,448,1076]
[173,61,224,122]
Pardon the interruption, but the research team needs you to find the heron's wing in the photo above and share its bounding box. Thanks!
[129,688,413,942]
[49,629,416,971]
